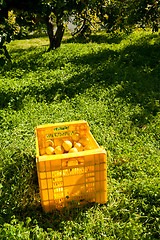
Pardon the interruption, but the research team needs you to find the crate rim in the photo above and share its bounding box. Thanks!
[35,120,88,130]
[36,147,106,162]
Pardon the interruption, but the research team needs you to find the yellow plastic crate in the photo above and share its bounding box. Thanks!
[35,120,107,212]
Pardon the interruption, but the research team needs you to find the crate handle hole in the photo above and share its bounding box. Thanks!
[54,126,69,131]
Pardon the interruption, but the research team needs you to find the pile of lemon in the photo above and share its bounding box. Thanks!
[41,133,92,156]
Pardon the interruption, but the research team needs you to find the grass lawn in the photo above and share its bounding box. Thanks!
[0,29,160,239]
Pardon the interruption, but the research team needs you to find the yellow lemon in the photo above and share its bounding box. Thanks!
[46,146,55,155]
[55,145,64,155]
[45,139,54,147]
[83,145,91,151]
[74,142,83,152]
[72,133,80,142]
[62,140,72,152]
[69,147,78,153]
[79,136,89,146]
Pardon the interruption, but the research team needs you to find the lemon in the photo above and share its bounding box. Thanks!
[55,145,64,155]
[62,140,72,152]
[45,139,54,147]
[79,136,89,146]
[74,142,83,152]
[83,145,91,151]
[69,147,78,153]
[72,133,80,142]
[46,146,55,155]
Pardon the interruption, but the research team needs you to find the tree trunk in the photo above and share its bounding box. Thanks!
[45,16,55,51]
[46,16,65,51]
[55,24,65,48]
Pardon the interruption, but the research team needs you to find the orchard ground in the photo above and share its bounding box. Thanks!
[0,29,160,239]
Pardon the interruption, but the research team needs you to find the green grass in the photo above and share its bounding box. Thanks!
[0,29,160,239]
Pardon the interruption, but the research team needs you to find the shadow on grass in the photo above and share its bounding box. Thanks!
[0,32,160,125]
[0,150,39,220]
[63,31,126,44]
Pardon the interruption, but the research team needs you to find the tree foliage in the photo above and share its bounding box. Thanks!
[0,0,159,66]
[97,0,160,32]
